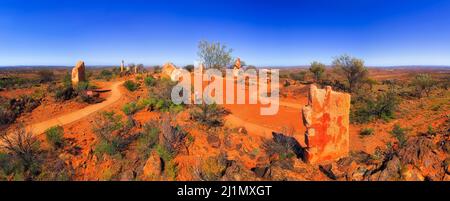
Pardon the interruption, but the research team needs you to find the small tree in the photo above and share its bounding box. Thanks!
[333,55,368,93]
[411,74,435,98]
[197,40,233,69]
[309,61,326,82]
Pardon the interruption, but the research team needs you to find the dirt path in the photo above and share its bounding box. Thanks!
[26,81,125,135]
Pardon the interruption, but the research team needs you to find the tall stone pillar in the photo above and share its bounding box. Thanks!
[71,60,86,87]
[302,85,351,163]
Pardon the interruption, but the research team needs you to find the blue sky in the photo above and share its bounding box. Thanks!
[1,0,450,66]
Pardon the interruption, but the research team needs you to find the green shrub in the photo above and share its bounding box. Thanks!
[99,69,113,80]
[75,81,90,92]
[190,103,229,127]
[155,144,173,162]
[0,77,35,89]
[165,161,178,180]
[351,90,399,123]
[136,123,159,157]
[45,126,64,149]
[390,124,408,147]
[38,70,55,83]
[359,128,374,137]
[122,102,139,115]
[92,111,130,157]
[144,76,156,87]
[411,74,435,98]
[289,71,307,82]
[123,80,139,91]
[94,140,118,157]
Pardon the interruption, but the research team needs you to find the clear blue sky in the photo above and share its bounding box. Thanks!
[1,0,450,66]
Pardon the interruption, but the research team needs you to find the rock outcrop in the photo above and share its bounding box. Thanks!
[71,61,86,86]
[301,85,351,163]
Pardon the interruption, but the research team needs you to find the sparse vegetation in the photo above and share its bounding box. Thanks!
[144,76,156,87]
[122,102,139,115]
[136,121,159,157]
[390,124,408,147]
[123,80,139,91]
[411,73,435,98]
[289,71,306,82]
[45,126,64,149]
[351,90,399,123]
[333,55,368,93]
[0,95,42,125]
[92,111,131,157]
[190,103,229,128]
[37,70,55,83]
[99,69,113,80]
[0,127,42,180]
[309,61,326,82]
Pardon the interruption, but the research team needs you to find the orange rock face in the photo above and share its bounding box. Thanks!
[301,85,351,164]
[71,60,86,86]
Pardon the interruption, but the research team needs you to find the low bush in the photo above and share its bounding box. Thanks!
[411,73,435,98]
[99,69,113,81]
[0,77,36,89]
[190,103,229,128]
[390,124,408,147]
[37,70,55,83]
[0,95,41,125]
[289,71,307,82]
[136,121,159,157]
[0,128,42,180]
[122,102,139,115]
[92,111,131,157]
[123,80,139,91]
[351,90,399,123]
[45,126,64,149]
[144,76,156,87]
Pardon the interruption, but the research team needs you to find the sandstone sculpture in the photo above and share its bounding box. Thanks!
[120,60,125,72]
[161,62,181,81]
[71,60,86,86]
[233,58,242,77]
[301,85,351,163]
